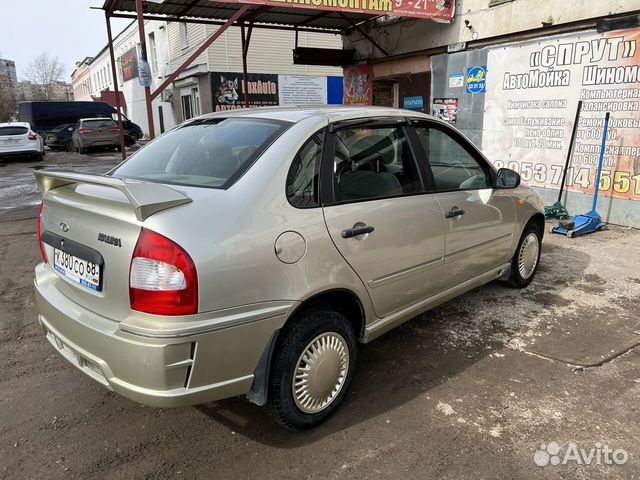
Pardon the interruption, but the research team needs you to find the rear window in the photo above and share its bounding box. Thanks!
[0,126,28,136]
[82,119,116,129]
[111,118,289,188]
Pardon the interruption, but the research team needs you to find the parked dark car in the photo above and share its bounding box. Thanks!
[19,101,143,146]
[72,118,121,154]
[44,124,76,151]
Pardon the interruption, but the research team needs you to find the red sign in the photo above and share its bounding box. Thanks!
[211,0,454,21]
[343,65,372,105]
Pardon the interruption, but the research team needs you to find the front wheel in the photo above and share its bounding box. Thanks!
[503,223,542,288]
[268,308,357,430]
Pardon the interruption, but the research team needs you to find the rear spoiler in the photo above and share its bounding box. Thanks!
[35,171,192,221]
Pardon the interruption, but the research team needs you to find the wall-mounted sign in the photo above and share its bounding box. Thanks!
[119,48,138,82]
[211,72,279,111]
[432,97,458,124]
[449,73,464,88]
[403,96,424,110]
[278,75,327,106]
[343,65,372,105]
[466,65,487,94]
[138,58,152,88]
[216,0,454,21]
[447,42,467,53]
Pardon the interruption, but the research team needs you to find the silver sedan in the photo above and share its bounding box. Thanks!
[34,107,544,429]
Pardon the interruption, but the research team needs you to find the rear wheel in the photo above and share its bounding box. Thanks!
[504,223,542,288]
[65,141,74,152]
[268,308,357,430]
[33,152,44,161]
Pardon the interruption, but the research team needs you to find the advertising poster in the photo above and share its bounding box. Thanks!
[278,75,327,106]
[120,48,138,82]
[215,0,454,21]
[343,65,373,105]
[484,30,640,201]
[449,73,465,88]
[432,97,458,123]
[211,73,279,111]
[466,65,487,94]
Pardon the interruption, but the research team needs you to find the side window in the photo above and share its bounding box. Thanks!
[286,130,325,208]
[415,127,492,191]
[333,126,423,202]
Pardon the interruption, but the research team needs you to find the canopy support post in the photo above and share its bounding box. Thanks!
[105,11,127,160]
[241,21,253,108]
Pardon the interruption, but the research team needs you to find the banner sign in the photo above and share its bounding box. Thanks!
[278,75,327,106]
[211,73,278,111]
[432,97,458,123]
[119,48,138,82]
[484,30,640,201]
[343,64,372,105]
[211,0,454,21]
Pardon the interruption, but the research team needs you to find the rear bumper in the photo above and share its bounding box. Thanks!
[34,263,295,407]
[0,147,41,157]
[77,138,119,148]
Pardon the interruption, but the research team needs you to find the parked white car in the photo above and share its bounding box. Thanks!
[0,122,45,161]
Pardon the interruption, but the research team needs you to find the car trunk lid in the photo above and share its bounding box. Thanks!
[35,170,192,322]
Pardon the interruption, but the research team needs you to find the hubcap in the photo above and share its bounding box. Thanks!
[292,332,350,414]
[518,232,540,279]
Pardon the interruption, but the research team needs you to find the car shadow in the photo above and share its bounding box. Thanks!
[194,241,590,445]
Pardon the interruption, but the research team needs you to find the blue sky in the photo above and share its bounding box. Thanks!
[0,0,130,80]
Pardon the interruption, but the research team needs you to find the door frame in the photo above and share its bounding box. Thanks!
[320,116,432,207]
[407,118,499,192]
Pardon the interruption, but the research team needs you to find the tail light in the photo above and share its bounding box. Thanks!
[78,128,93,133]
[28,132,37,140]
[129,228,198,316]
[38,202,47,263]
[109,127,119,132]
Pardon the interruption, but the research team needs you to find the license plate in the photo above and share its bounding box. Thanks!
[1,138,19,145]
[53,249,102,292]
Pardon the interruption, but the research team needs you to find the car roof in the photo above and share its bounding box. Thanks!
[192,105,435,124]
[0,122,30,128]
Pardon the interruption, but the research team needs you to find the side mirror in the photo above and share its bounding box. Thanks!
[496,168,521,189]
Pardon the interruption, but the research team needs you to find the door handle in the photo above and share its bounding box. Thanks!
[342,225,374,238]
[445,207,465,219]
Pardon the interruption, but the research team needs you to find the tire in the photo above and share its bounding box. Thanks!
[78,146,86,154]
[65,141,74,152]
[33,152,44,161]
[268,308,357,430]
[503,223,542,288]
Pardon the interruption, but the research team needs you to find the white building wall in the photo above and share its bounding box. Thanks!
[88,20,175,138]
[205,26,343,75]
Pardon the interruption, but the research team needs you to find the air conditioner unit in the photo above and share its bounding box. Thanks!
[161,88,174,102]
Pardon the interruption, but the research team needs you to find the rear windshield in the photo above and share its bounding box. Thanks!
[0,126,28,136]
[111,118,289,188]
[82,119,116,129]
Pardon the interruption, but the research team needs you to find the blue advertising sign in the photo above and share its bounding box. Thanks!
[466,66,487,94]
[403,96,424,110]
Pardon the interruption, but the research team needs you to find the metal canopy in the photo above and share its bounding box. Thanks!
[102,0,375,32]
[99,0,453,159]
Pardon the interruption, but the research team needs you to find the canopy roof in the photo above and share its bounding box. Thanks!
[102,0,454,32]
